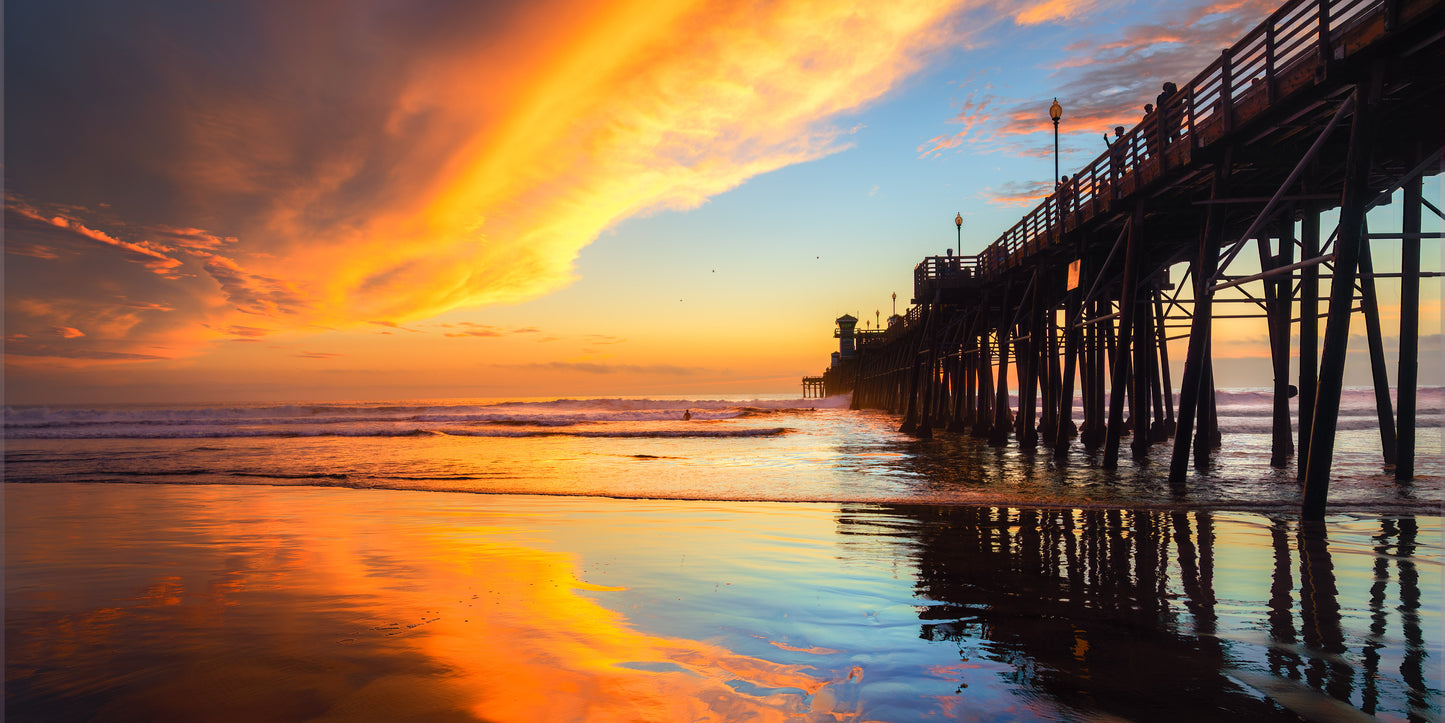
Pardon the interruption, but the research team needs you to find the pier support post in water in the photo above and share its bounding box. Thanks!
[1104,203,1143,469]
[1082,296,1109,450]
[1149,284,1174,441]
[1042,295,1061,446]
[991,320,1013,447]
[1297,204,1321,480]
[1259,223,1295,467]
[1170,152,1232,486]
[898,322,923,434]
[949,317,973,433]
[975,323,995,437]
[1358,238,1396,466]
[1395,173,1423,480]
[1130,258,1152,459]
[1055,286,1081,459]
[1020,272,1043,448]
[1304,83,1377,520]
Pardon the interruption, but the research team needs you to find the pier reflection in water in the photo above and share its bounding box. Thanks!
[839,506,1439,721]
[5,485,1439,721]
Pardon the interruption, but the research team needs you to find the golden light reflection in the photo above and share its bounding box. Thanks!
[6,485,852,721]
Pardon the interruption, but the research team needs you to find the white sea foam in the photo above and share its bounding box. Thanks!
[2,396,840,439]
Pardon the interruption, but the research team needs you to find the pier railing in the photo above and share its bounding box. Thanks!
[934,0,1410,288]
[914,254,983,299]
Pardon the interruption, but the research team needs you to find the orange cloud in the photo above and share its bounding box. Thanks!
[7,0,974,369]
[5,243,60,260]
[981,180,1053,207]
[284,0,973,324]
[1014,0,1102,25]
[5,202,186,277]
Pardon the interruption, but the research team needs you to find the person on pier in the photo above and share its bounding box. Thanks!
[1156,82,1180,147]
[1104,126,1126,198]
[1140,103,1155,159]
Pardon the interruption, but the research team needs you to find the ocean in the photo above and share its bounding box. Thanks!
[5,387,1443,509]
[4,388,1442,721]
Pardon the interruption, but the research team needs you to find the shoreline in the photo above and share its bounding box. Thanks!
[7,478,1442,516]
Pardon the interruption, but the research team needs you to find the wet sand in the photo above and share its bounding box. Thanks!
[5,483,1441,721]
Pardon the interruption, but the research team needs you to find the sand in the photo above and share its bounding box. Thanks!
[5,483,1440,721]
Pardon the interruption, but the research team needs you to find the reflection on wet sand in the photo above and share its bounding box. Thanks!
[859,504,1440,721]
[5,485,846,722]
[5,484,1440,721]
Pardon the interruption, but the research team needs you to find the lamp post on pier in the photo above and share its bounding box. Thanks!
[1049,98,1063,196]
[955,212,962,253]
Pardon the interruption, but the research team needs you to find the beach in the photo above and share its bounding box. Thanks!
[6,483,1440,721]
[8,0,1442,718]
[4,395,1442,721]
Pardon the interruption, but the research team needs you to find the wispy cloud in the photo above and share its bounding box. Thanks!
[1013,0,1108,26]
[981,180,1054,207]
[436,321,542,338]
[6,200,185,277]
[510,361,707,376]
[5,243,61,260]
[928,0,1280,205]
[370,320,421,333]
[583,334,627,345]
[5,0,973,367]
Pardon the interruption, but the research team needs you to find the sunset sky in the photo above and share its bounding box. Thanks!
[5,0,1439,403]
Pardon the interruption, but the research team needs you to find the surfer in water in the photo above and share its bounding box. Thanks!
[683,409,692,421]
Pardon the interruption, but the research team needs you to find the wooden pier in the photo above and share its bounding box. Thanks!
[802,376,827,398]
[837,0,1444,518]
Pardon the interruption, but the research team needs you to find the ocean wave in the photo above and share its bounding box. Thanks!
[2,395,839,432]
[440,427,792,439]
[2,425,794,440]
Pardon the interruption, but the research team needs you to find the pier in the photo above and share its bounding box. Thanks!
[818,0,1444,518]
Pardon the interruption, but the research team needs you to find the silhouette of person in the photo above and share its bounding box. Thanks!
[1140,103,1156,158]
[1105,126,1126,197]
[1056,175,1073,219]
[683,409,692,421]
[1156,82,1180,147]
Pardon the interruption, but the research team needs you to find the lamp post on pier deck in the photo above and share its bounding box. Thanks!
[1049,98,1063,196]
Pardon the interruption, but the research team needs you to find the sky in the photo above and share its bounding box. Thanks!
[4,0,1441,404]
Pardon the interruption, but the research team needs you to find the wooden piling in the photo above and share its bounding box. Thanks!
[1357,240,1397,466]
[1170,155,1231,486]
[1056,288,1081,459]
[1304,83,1378,520]
[1104,204,1143,469]
[1297,205,1321,480]
[1395,174,1423,480]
